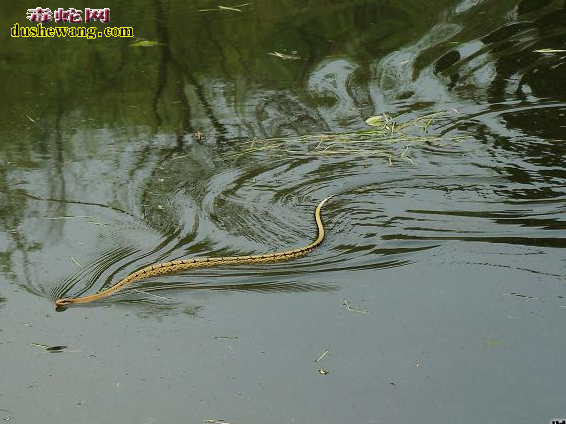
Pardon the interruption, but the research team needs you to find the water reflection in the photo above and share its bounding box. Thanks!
[0,0,564,312]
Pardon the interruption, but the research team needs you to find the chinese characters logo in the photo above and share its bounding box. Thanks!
[26,7,110,23]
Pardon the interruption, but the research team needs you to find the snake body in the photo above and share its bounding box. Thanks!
[55,196,332,307]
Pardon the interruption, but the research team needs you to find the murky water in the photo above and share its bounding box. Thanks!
[1,0,565,423]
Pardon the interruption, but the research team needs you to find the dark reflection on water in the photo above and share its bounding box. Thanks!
[0,0,563,302]
[1,0,566,421]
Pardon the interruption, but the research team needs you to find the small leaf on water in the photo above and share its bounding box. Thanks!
[365,116,383,126]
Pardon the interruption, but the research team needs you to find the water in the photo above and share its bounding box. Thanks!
[1,0,565,423]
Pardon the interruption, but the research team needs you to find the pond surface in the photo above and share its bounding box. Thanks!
[1,0,565,423]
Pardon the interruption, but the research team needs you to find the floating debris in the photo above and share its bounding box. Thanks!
[365,114,388,127]
[342,298,370,315]
[318,368,330,375]
[505,292,539,300]
[199,3,251,12]
[171,154,190,161]
[130,40,163,47]
[226,111,466,163]
[30,343,68,352]
[315,349,329,363]
[268,51,301,60]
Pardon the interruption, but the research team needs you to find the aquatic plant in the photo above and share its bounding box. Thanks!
[228,111,467,165]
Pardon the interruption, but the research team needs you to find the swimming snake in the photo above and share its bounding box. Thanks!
[55,196,333,307]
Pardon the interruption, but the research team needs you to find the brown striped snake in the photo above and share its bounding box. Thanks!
[55,196,333,307]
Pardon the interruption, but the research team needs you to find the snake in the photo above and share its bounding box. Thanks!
[55,196,333,307]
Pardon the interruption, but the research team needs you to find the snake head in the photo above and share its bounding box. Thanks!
[55,298,73,308]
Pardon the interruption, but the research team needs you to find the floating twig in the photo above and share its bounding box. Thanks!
[342,298,370,314]
[268,51,301,60]
[315,349,329,363]
[199,3,251,12]
[87,221,107,226]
